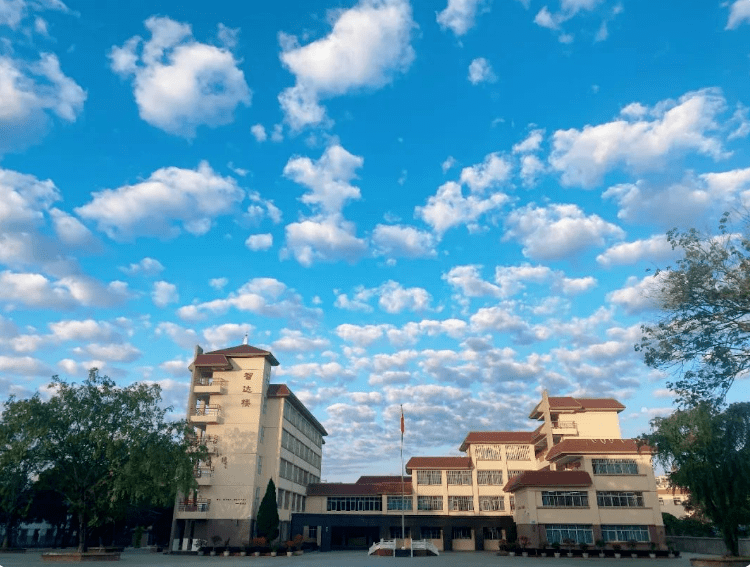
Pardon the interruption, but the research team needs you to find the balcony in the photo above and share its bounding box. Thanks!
[551,421,578,435]
[175,499,210,519]
[188,434,219,454]
[193,376,227,395]
[190,405,223,425]
[194,467,214,486]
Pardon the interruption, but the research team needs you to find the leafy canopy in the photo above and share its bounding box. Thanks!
[644,402,750,556]
[637,213,750,407]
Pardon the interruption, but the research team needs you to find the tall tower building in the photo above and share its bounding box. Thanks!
[171,343,327,551]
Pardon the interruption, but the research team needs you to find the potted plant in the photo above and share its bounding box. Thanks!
[551,541,561,558]
[252,536,266,556]
[497,538,509,556]
[648,541,657,558]
[539,541,549,557]
[596,539,606,558]
[627,539,638,558]
[580,542,590,558]
[285,540,295,557]
[293,534,305,555]
[222,538,231,556]
[562,538,575,557]
[519,536,530,557]
[612,543,622,558]
[270,543,279,557]
[210,535,221,556]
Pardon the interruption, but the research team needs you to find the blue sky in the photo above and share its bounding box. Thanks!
[1,0,749,480]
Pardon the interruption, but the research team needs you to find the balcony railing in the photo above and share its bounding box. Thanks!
[194,376,227,388]
[178,499,210,513]
[551,421,578,434]
[191,405,221,417]
[193,467,214,479]
[188,434,219,449]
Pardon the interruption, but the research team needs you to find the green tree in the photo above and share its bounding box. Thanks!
[637,214,750,407]
[0,394,45,548]
[35,369,202,551]
[644,402,750,556]
[255,479,279,543]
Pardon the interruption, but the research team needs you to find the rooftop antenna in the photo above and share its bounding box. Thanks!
[243,333,248,345]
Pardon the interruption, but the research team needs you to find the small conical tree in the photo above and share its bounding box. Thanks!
[256,479,279,543]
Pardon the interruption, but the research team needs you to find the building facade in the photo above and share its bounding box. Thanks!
[291,392,665,552]
[170,343,327,552]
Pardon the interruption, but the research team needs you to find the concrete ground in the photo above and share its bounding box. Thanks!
[0,549,710,567]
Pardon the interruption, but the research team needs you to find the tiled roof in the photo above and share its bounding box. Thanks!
[458,431,535,451]
[356,475,407,484]
[193,354,232,368]
[405,456,472,473]
[207,344,280,366]
[503,470,593,492]
[307,479,412,496]
[545,438,651,461]
[267,383,328,437]
[529,397,625,419]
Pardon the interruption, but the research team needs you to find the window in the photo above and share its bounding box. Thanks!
[277,489,284,508]
[483,527,503,540]
[417,496,443,511]
[448,496,474,511]
[387,496,413,511]
[673,498,682,506]
[257,456,263,475]
[509,496,515,511]
[601,525,649,543]
[474,445,504,460]
[421,527,441,539]
[659,498,664,505]
[477,470,504,485]
[596,491,644,508]
[301,496,306,512]
[545,524,594,545]
[416,470,442,485]
[508,470,525,479]
[326,496,382,511]
[479,496,505,511]
[541,491,589,507]
[505,444,531,461]
[592,459,638,475]
[452,527,472,540]
[390,527,411,539]
[284,491,290,510]
[307,526,317,539]
[446,470,472,485]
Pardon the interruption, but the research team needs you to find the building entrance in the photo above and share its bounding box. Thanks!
[330,526,380,548]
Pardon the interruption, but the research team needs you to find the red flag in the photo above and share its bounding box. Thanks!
[400,406,404,436]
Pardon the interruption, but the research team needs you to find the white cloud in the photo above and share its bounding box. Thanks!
[0,271,129,309]
[334,281,433,314]
[209,277,228,290]
[0,355,52,376]
[519,154,545,186]
[119,257,164,276]
[0,0,69,30]
[152,280,178,307]
[443,265,502,298]
[48,319,120,342]
[201,323,254,350]
[417,181,508,235]
[245,233,273,251]
[335,323,389,346]
[49,208,95,246]
[504,203,625,260]
[441,156,457,173]
[550,88,730,188]
[470,305,546,343]
[437,0,489,36]
[0,168,59,229]
[467,57,497,85]
[726,0,750,29]
[271,329,330,352]
[458,153,511,192]
[0,53,85,152]
[278,0,415,129]
[596,234,673,267]
[72,342,142,363]
[513,129,545,154]
[75,161,244,241]
[372,224,437,259]
[283,218,367,266]
[155,322,199,350]
[251,123,267,142]
[607,274,664,315]
[177,277,322,326]
[109,16,251,137]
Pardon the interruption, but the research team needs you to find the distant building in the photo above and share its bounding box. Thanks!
[655,475,692,518]
[292,392,665,552]
[170,343,327,552]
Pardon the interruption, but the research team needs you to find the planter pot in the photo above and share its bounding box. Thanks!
[599,553,606,558]
[631,553,638,558]
[271,551,277,557]
[614,553,622,559]
[210,551,217,556]
[554,553,561,558]
[522,551,529,557]
[287,552,293,557]
[240,551,247,556]
[649,553,656,559]
[509,552,516,557]
[583,553,589,558]
[541,552,547,557]
[224,551,231,557]
[254,551,260,556]
[567,553,574,558]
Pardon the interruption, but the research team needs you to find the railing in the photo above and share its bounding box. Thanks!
[188,434,219,449]
[178,499,210,512]
[552,421,577,430]
[412,540,440,556]
[193,467,214,479]
[368,539,396,555]
[191,405,221,417]
[368,540,439,556]
[194,376,227,387]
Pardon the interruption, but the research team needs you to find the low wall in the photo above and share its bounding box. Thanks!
[669,536,750,556]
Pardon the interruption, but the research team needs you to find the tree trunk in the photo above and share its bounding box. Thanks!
[78,509,87,553]
[721,522,739,556]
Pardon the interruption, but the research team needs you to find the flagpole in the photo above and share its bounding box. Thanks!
[400,404,405,552]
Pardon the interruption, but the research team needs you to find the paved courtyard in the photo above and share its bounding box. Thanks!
[0,549,708,567]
